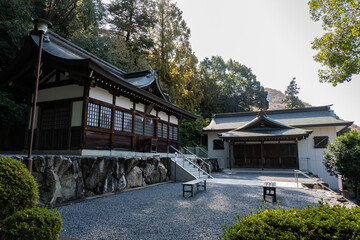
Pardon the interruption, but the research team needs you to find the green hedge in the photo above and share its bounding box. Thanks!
[0,156,39,219]
[221,201,360,240]
[1,207,62,240]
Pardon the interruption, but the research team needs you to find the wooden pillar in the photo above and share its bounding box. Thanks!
[228,141,232,170]
[261,140,265,169]
[81,85,90,149]
[295,138,299,169]
[131,102,136,151]
[110,95,116,150]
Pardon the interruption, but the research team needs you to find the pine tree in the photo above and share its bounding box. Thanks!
[281,78,305,109]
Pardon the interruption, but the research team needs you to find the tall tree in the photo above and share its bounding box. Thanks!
[309,0,360,85]
[199,56,268,117]
[107,0,155,71]
[324,130,360,204]
[0,0,105,69]
[281,78,305,109]
[149,0,202,111]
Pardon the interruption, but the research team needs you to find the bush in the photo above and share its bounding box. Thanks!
[0,156,39,219]
[1,207,62,240]
[221,201,360,240]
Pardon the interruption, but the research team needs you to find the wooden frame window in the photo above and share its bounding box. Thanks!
[144,118,154,137]
[213,139,224,150]
[114,110,123,131]
[314,136,329,148]
[113,108,133,133]
[169,125,178,140]
[87,102,113,129]
[123,112,132,133]
[134,114,144,135]
[99,106,111,129]
[158,122,168,139]
[87,102,99,127]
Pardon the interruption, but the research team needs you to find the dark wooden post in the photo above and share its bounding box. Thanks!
[261,140,265,169]
[26,18,52,172]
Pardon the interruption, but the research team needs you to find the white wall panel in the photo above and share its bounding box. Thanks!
[158,111,168,121]
[71,101,83,127]
[37,85,83,102]
[298,126,338,189]
[207,132,229,169]
[115,96,133,110]
[89,87,112,104]
[135,103,145,112]
[169,115,178,125]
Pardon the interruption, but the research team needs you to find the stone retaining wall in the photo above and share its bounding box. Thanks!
[11,156,171,206]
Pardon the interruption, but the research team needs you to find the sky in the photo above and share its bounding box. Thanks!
[174,0,360,125]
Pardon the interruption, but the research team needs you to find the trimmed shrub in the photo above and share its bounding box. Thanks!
[0,156,39,219]
[221,201,360,240]
[1,207,62,240]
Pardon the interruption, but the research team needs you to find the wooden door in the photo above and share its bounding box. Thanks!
[38,104,70,150]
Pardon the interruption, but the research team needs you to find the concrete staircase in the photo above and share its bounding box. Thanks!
[169,153,212,182]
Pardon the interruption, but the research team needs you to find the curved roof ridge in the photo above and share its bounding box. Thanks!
[213,105,333,118]
[234,110,293,131]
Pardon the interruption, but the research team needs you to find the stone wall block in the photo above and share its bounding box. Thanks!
[126,166,143,188]
[158,163,168,182]
[124,158,139,174]
[11,155,170,205]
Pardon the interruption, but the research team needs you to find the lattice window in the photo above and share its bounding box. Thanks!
[41,108,55,130]
[114,110,123,131]
[144,118,154,137]
[87,103,99,127]
[99,106,112,129]
[173,126,178,140]
[123,112,132,132]
[169,125,174,140]
[54,107,70,129]
[134,115,144,135]
[314,136,329,148]
[213,139,224,150]
[158,122,163,138]
[163,123,168,139]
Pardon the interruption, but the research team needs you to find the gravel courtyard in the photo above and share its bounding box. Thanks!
[58,181,332,240]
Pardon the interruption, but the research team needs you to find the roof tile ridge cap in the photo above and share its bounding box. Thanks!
[48,31,126,75]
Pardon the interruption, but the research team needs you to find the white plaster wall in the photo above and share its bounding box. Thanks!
[135,103,145,112]
[150,109,156,116]
[28,107,39,129]
[89,87,112,104]
[115,96,133,110]
[71,101,83,127]
[169,115,178,125]
[298,126,338,189]
[207,132,229,169]
[37,85,83,102]
[158,111,168,121]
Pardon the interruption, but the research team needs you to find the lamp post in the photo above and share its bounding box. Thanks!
[25,18,52,172]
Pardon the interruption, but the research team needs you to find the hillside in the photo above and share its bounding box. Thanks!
[265,87,311,110]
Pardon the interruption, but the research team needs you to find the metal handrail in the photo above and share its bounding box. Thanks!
[294,170,358,206]
[182,146,212,172]
[170,146,212,179]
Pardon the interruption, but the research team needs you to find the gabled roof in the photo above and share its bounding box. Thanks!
[218,110,313,141]
[0,31,199,120]
[204,106,353,133]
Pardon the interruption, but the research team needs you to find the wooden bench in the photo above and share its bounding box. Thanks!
[182,179,206,197]
[263,182,276,202]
